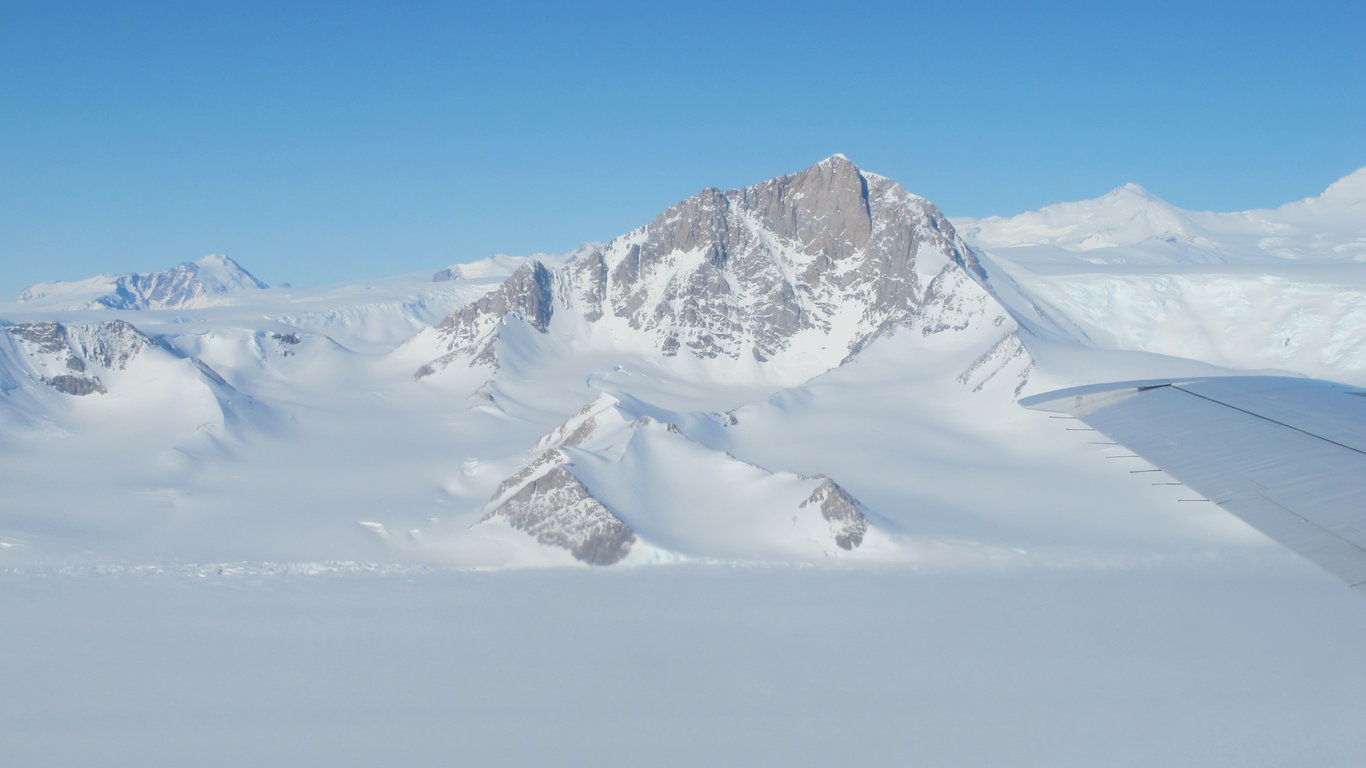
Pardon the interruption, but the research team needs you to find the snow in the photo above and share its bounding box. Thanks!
[958,166,1366,386]
[1,158,1365,764]
[956,166,1366,264]
[432,243,598,281]
[562,418,886,561]
[3,565,1364,768]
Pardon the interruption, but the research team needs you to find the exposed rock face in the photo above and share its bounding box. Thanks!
[531,393,623,452]
[480,464,636,565]
[9,322,71,356]
[63,320,150,369]
[41,374,108,396]
[800,477,870,551]
[487,449,568,509]
[4,320,153,396]
[415,261,554,377]
[416,155,990,378]
[17,254,267,310]
[958,333,1033,395]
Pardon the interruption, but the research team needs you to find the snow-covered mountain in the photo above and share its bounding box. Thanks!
[955,167,1366,263]
[410,154,991,386]
[956,167,1366,386]
[17,253,268,310]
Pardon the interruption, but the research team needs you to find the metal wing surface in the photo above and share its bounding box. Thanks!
[1021,376,1366,595]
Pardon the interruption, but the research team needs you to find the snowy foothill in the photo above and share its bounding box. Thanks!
[2,157,1365,765]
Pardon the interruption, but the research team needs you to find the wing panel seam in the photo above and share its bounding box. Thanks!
[1171,385,1366,458]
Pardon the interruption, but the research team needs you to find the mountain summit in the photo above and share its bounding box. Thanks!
[953,183,1200,253]
[413,155,992,383]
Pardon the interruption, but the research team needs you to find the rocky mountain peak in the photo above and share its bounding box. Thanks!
[734,153,874,260]
[414,156,988,382]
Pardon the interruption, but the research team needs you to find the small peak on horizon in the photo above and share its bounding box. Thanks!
[1113,182,1152,195]
[190,253,268,289]
[819,153,853,165]
[1098,182,1170,205]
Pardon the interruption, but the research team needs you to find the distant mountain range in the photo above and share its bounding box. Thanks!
[17,253,267,310]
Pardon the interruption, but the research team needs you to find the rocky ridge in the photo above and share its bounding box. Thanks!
[466,393,877,565]
[3,320,152,395]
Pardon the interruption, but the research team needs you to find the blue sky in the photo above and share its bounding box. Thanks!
[2,0,1363,295]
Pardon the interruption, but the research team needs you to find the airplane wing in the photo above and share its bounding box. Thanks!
[1020,376,1366,595]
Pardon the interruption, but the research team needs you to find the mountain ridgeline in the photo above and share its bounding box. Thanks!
[413,155,997,382]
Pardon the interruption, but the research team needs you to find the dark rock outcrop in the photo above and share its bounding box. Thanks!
[480,464,637,565]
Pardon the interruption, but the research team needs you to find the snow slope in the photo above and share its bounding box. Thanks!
[958,167,1366,385]
[430,242,600,281]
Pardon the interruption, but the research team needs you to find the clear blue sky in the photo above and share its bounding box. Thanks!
[3,0,1363,296]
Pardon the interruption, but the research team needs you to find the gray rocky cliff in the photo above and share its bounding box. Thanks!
[800,477,871,551]
[478,462,637,566]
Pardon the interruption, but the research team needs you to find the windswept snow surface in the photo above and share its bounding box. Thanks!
[3,159,1365,765]
[955,168,1366,263]
[3,566,1364,768]
[431,242,600,281]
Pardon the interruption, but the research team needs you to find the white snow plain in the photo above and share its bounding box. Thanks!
[3,564,1364,768]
